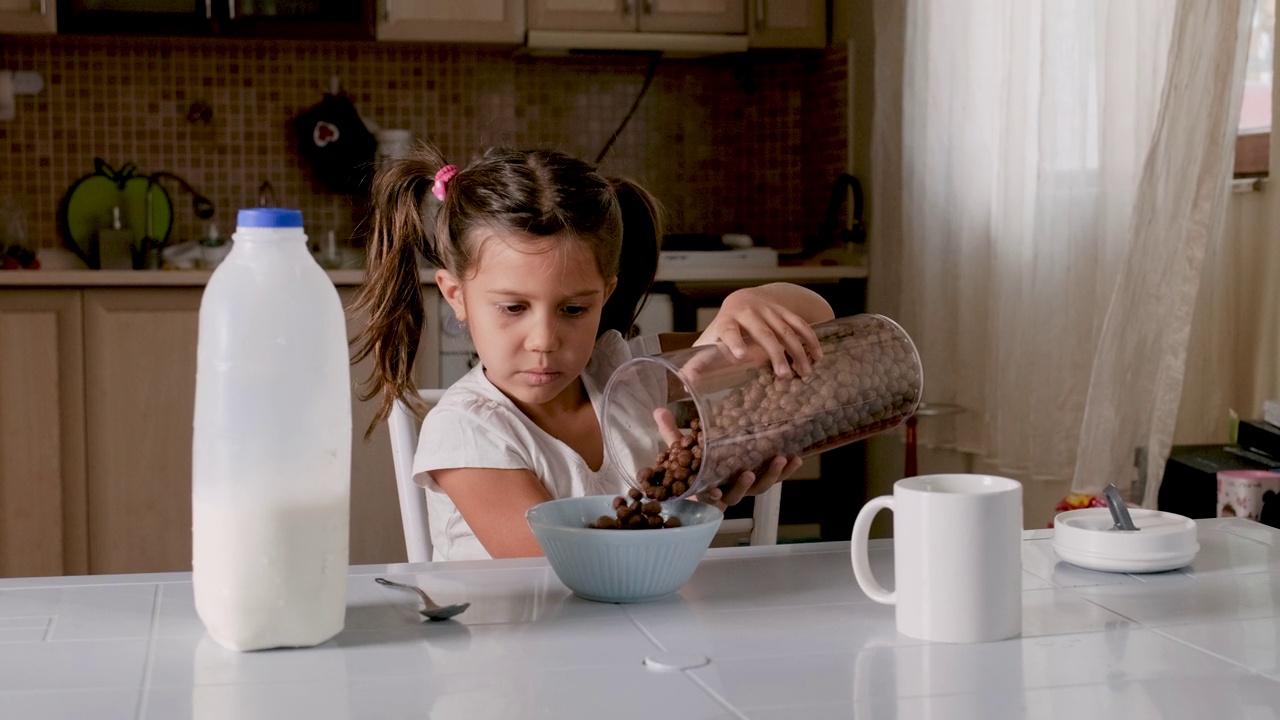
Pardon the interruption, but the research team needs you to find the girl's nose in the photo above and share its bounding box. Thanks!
[525,314,560,353]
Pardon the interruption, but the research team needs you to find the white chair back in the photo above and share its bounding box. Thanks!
[389,388,446,563]
[748,484,781,545]
[713,486,780,546]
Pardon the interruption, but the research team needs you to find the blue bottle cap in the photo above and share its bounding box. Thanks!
[237,208,304,228]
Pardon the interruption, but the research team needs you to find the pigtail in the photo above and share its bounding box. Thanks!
[351,146,448,436]
[599,177,664,338]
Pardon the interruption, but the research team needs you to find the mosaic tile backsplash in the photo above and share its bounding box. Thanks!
[1,34,846,259]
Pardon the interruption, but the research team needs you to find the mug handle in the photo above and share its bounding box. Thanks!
[850,495,895,605]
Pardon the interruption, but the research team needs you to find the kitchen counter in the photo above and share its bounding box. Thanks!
[0,264,868,288]
[1,518,1277,719]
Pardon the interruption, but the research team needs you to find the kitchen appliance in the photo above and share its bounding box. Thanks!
[658,233,778,271]
[787,173,866,265]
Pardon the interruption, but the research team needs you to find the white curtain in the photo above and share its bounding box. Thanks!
[870,0,1254,503]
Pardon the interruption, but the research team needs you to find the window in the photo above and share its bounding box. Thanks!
[1236,0,1274,177]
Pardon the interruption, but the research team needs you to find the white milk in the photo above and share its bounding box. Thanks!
[192,492,349,651]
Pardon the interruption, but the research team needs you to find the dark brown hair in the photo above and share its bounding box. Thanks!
[351,145,664,433]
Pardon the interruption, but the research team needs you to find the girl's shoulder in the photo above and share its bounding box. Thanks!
[415,370,535,470]
[428,366,513,420]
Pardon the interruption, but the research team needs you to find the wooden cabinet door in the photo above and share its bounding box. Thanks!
[528,0,634,33]
[747,0,824,48]
[342,287,400,565]
[639,0,743,34]
[82,289,200,575]
[0,290,87,578]
[378,0,524,43]
[0,0,57,33]
[340,286,438,565]
[78,285,442,574]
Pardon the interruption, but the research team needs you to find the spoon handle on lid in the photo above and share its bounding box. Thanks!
[1104,484,1139,531]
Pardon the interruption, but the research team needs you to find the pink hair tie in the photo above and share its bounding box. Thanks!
[432,164,458,201]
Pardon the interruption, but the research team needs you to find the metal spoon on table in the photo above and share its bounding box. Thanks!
[1103,484,1140,532]
[375,577,470,621]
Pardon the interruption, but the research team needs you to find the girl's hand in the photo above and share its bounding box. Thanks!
[653,407,803,512]
[695,284,831,378]
[695,455,803,512]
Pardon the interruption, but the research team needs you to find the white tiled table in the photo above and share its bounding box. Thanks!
[2,519,1278,719]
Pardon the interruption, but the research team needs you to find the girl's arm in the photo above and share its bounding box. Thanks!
[656,283,834,356]
[696,282,835,377]
[432,468,552,558]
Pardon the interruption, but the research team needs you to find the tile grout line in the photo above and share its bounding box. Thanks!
[623,608,668,653]
[1060,563,1280,681]
[1060,584,1146,628]
[134,584,163,720]
[624,608,752,719]
[1219,524,1280,550]
[42,594,63,641]
[683,672,753,720]
[1151,626,1280,680]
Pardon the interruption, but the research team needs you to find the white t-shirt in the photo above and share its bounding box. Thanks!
[413,330,664,561]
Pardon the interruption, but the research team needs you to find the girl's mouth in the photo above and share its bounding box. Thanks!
[520,370,561,386]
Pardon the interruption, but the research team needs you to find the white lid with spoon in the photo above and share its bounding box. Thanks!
[1053,484,1198,573]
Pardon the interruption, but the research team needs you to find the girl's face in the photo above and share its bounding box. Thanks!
[438,233,616,412]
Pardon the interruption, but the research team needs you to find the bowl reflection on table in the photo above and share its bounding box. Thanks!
[525,496,723,603]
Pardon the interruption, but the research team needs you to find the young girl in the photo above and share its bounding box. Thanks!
[354,145,835,561]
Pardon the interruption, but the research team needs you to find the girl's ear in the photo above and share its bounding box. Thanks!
[435,268,467,323]
[604,275,618,302]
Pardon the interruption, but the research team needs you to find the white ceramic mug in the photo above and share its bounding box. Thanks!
[850,473,1023,643]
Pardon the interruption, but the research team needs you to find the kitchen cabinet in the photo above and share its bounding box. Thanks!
[56,0,375,39]
[528,0,744,35]
[377,0,524,44]
[81,289,200,575]
[340,286,440,568]
[0,282,442,578]
[0,290,87,578]
[0,0,57,33]
[748,0,824,49]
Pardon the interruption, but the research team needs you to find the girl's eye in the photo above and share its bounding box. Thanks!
[561,305,589,318]
[498,304,525,315]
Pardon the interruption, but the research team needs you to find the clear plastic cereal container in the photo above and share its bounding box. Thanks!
[601,314,922,500]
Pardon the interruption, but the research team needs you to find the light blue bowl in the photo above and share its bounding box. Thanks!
[526,496,723,603]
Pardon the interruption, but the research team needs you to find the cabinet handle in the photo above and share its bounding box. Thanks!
[38,0,46,15]
[383,0,391,22]
[642,0,652,14]
[621,0,632,15]
[756,0,766,25]
[204,0,212,19]
[227,0,236,20]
